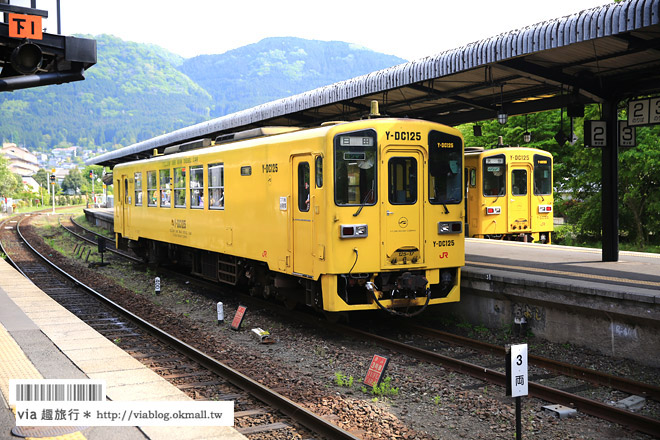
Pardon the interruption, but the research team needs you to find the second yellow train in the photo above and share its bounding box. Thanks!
[464,146,553,244]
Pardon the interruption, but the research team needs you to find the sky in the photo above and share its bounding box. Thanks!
[19,0,611,61]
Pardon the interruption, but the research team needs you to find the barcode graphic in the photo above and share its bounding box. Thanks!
[9,380,105,403]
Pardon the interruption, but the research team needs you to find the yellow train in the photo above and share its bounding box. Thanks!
[113,116,465,316]
[465,146,553,244]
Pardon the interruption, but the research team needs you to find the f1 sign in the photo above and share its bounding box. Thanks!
[8,13,43,40]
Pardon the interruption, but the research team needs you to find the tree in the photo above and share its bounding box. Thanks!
[61,168,85,195]
[33,168,49,188]
[618,124,660,247]
[0,156,20,198]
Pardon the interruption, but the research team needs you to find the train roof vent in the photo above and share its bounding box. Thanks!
[163,138,212,155]
[465,147,485,153]
[214,126,301,145]
[321,121,347,126]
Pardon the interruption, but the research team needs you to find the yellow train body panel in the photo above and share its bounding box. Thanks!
[113,118,465,313]
[465,147,553,244]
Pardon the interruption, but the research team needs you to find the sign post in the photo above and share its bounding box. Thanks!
[506,344,528,440]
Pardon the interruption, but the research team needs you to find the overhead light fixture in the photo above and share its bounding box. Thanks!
[523,114,531,143]
[496,84,507,125]
[554,130,568,146]
[497,110,508,125]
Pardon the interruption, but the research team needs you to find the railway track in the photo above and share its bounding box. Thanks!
[161,269,660,437]
[336,321,660,437]
[17,210,660,438]
[61,214,142,263]
[0,213,360,440]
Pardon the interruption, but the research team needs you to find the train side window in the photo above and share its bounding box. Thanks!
[124,179,129,205]
[388,157,417,204]
[190,165,204,209]
[483,155,505,196]
[134,172,143,206]
[147,171,157,206]
[315,156,323,188]
[160,169,171,207]
[298,162,310,212]
[208,163,224,210]
[174,167,186,208]
[511,169,528,196]
[469,169,476,187]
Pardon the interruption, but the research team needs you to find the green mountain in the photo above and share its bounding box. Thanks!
[179,37,406,117]
[1,35,212,152]
[0,35,405,153]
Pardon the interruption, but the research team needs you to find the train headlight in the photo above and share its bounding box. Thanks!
[437,221,462,234]
[539,205,552,213]
[486,206,501,215]
[340,224,368,238]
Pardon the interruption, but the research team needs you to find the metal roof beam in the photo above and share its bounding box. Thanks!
[498,58,606,102]
[407,83,495,112]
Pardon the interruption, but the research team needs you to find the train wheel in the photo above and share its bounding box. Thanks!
[283,297,298,311]
[323,311,348,323]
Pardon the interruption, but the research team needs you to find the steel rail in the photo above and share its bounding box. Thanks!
[59,215,142,263]
[68,214,115,242]
[13,214,360,440]
[160,275,660,436]
[327,322,660,437]
[402,323,660,401]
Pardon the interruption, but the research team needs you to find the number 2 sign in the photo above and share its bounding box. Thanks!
[584,120,607,148]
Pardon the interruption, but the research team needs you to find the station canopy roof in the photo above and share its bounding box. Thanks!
[89,0,660,168]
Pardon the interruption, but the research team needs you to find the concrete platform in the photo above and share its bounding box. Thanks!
[449,239,660,367]
[0,257,246,439]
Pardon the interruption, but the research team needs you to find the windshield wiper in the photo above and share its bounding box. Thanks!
[353,188,374,217]
[436,197,459,214]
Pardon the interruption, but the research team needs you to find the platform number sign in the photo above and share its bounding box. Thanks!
[618,121,636,148]
[584,120,607,148]
[628,98,660,126]
[506,344,528,397]
[363,354,389,387]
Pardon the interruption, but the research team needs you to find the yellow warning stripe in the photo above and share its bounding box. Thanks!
[466,260,660,288]
[0,323,87,440]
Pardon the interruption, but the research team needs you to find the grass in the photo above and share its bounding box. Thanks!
[334,372,354,388]
[361,376,399,397]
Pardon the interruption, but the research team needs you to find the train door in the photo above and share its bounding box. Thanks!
[381,149,423,266]
[114,176,124,236]
[508,164,531,234]
[292,156,314,277]
[122,175,131,235]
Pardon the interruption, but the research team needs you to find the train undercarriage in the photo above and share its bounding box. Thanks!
[124,236,457,315]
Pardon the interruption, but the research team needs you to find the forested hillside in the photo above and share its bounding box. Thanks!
[0,35,212,152]
[0,35,405,152]
[179,37,406,117]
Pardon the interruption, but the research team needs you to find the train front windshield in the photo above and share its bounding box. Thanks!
[334,130,377,206]
[534,155,552,195]
[428,130,463,204]
[483,154,506,196]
